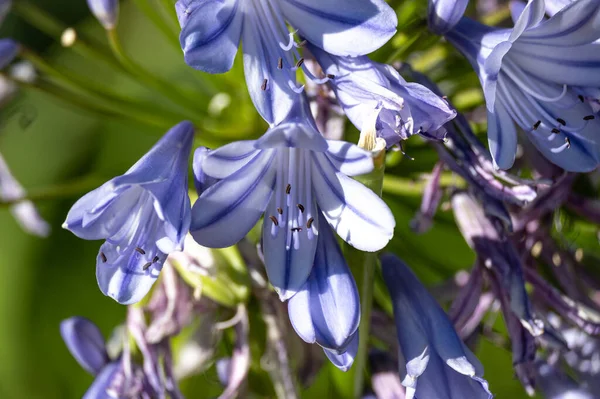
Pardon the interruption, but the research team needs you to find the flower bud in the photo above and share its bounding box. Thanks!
[86,0,119,30]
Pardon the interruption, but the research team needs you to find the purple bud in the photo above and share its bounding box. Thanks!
[86,0,119,29]
[428,0,469,34]
[0,39,17,70]
[60,317,109,375]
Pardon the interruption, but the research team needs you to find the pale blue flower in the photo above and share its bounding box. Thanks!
[87,0,119,29]
[63,122,194,305]
[190,96,395,300]
[176,0,397,125]
[428,0,469,35]
[381,253,493,399]
[445,0,600,171]
[288,213,360,366]
[308,43,456,147]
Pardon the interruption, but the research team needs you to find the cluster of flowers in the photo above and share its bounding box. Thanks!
[1,0,600,397]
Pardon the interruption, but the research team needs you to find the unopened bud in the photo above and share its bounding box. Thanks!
[87,0,119,30]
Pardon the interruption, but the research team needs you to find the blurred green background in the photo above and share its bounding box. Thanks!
[0,1,542,398]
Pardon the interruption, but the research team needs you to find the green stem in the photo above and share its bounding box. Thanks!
[345,151,386,398]
[131,0,181,50]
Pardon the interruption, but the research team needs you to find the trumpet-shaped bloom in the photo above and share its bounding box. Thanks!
[308,43,456,147]
[445,0,600,171]
[63,122,194,305]
[381,253,493,399]
[288,213,360,359]
[190,97,395,300]
[177,0,397,125]
[428,0,469,35]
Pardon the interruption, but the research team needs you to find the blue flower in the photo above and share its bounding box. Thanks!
[63,121,194,305]
[190,96,395,300]
[0,38,17,70]
[428,0,469,35]
[380,253,493,399]
[287,213,360,368]
[308,43,456,147]
[445,0,600,171]
[176,0,397,125]
[87,0,119,29]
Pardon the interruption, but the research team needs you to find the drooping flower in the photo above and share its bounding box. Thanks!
[380,253,493,399]
[287,213,360,368]
[427,0,469,35]
[190,96,395,300]
[307,43,456,147]
[87,0,119,30]
[63,121,194,305]
[444,0,600,171]
[176,0,397,125]
[0,152,50,237]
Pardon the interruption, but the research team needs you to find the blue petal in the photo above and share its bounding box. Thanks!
[179,0,243,73]
[0,39,18,70]
[87,0,119,29]
[201,141,262,179]
[324,140,373,177]
[427,0,469,35]
[486,102,517,170]
[96,233,167,305]
[262,196,318,300]
[311,152,395,252]
[83,362,121,399]
[190,150,276,248]
[241,13,298,125]
[323,331,359,372]
[287,215,360,350]
[280,0,397,56]
[543,0,575,17]
[192,146,219,194]
[509,1,527,23]
[60,317,109,375]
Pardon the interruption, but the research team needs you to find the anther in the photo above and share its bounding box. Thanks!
[584,115,595,120]
[277,57,283,70]
[297,40,307,47]
[135,247,146,255]
[556,118,566,126]
[261,79,268,91]
[533,120,541,130]
[277,207,283,215]
[286,184,291,194]
[297,204,305,213]
[153,256,160,263]
[551,128,561,134]
[100,252,107,263]
[326,74,335,79]
[306,217,314,228]
[578,95,585,103]
[291,227,303,232]
[269,215,279,226]
[143,262,153,271]
[565,137,571,148]
[295,58,305,68]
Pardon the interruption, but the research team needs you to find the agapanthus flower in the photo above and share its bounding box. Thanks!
[176,0,397,125]
[60,316,152,398]
[287,213,360,369]
[190,96,395,300]
[381,253,493,399]
[63,121,194,305]
[0,152,50,237]
[307,43,456,147]
[427,0,469,35]
[445,0,600,171]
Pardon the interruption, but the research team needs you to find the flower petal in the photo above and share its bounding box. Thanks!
[179,0,243,73]
[96,240,166,305]
[427,0,469,35]
[323,140,373,177]
[83,362,121,399]
[192,146,219,194]
[280,0,397,56]
[201,141,262,180]
[262,195,318,300]
[190,150,276,248]
[287,215,359,350]
[311,152,395,252]
[323,331,359,372]
[60,317,109,375]
[0,39,18,70]
[487,101,517,170]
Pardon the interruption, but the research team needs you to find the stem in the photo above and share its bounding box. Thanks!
[345,150,386,398]
[131,0,181,50]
